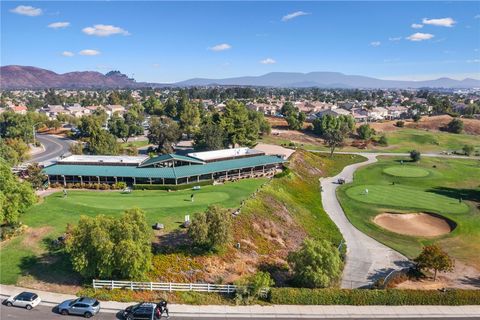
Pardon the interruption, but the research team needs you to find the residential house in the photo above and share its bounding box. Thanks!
[386,106,409,120]
[10,105,28,115]
[105,105,126,116]
[368,107,388,121]
[66,105,91,118]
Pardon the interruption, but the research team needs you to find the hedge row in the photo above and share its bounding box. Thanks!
[133,180,213,191]
[270,288,480,305]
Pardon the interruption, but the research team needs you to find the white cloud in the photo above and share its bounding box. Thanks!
[152,63,160,68]
[48,22,70,29]
[62,51,74,57]
[406,32,434,42]
[79,49,100,56]
[260,58,276,64]
[411,23,423,29]
[209,43,232,51]
[281,11,310,22]
[422,17,456,27]
[370,41,381,47]
[466,59,480,63]
[82,24,130,36]
[388,37,402,41]
[475,14,480,19]
[10,5,42,16]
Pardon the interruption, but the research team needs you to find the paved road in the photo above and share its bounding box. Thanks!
[320,154,410,288]
[2,304,478,320]
[27,134,73,165]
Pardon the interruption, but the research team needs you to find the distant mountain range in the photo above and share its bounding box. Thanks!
[1,65,479,90]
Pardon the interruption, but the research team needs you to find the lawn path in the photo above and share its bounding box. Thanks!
[320,154,410,288]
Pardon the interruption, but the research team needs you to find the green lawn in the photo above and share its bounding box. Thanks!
[337,157,480,267]
[382,165,430,178]
[0,179,266,284]
[261,128,480,154]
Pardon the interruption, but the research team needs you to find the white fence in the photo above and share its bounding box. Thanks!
[93,280,237,293]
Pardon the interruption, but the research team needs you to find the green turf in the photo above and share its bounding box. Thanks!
[338,156,480,266]
[0,179,266,284]
[383,165,430,178]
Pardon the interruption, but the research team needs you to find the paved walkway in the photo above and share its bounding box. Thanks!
[320,154,410,288]
[1,285,479,318]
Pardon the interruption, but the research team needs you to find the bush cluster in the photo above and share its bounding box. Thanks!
[133,180,213,191]
[49,182,127,190]
[270,288,480,305]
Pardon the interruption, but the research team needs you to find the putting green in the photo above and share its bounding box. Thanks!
[345,184,468,214]
[383,165,430,178]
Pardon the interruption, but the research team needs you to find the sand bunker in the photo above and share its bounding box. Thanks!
[373,212,454,237]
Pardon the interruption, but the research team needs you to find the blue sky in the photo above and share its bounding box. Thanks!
[1,1,479,83]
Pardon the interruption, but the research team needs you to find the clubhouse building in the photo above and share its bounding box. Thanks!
[43,148,286,186]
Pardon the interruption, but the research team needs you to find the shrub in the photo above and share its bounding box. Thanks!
[287,238,342,288]
[445,118,464,134]
[409,150,421,162]
[235,271,274,305]
[377,135,388,147]
[270,288,480,305]
[356,124,375,140]
[395,121,405,128]
[462,145,474,156]
[188,205,232,251]
[274,167,290,179]
[412,114,421,122]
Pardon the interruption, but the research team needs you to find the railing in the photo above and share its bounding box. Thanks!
[382,267,411,288]
[93,280,237,293]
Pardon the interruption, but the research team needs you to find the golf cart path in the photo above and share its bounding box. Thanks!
[320,154,410,288]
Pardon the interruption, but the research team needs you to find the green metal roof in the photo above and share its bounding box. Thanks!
[43,155,285,180]
[139,154,205,167]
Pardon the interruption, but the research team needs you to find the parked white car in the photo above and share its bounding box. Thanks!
[5,292,41,310]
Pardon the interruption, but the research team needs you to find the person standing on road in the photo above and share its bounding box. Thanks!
[156,300,169,319]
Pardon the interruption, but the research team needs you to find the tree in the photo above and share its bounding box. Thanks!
[0,162,36,226]
[164,97,177,118]
[414,244,454,281]
[179,102,201,137]
[69,142,84,155]
[287,238,342,288]
[25,163,47,189]
[0,111,35,143]
[396,120,405,128]
[194,118,228,150]
[409,150,421,162]
[108,114,129,142]
[66,208,152,280]
[86,130,119,155]
[281,102,305,130]
[323,129,347,157]
[445,118,464,134]
[356,124,375,140]
[235,272,274,305]
[312,114,354,137]
[188,205,232,251]
[147,117,181,154]
[0,138,30,166]
[143,96,163,116]
[462,145,474,156]
[220,100,267,147]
